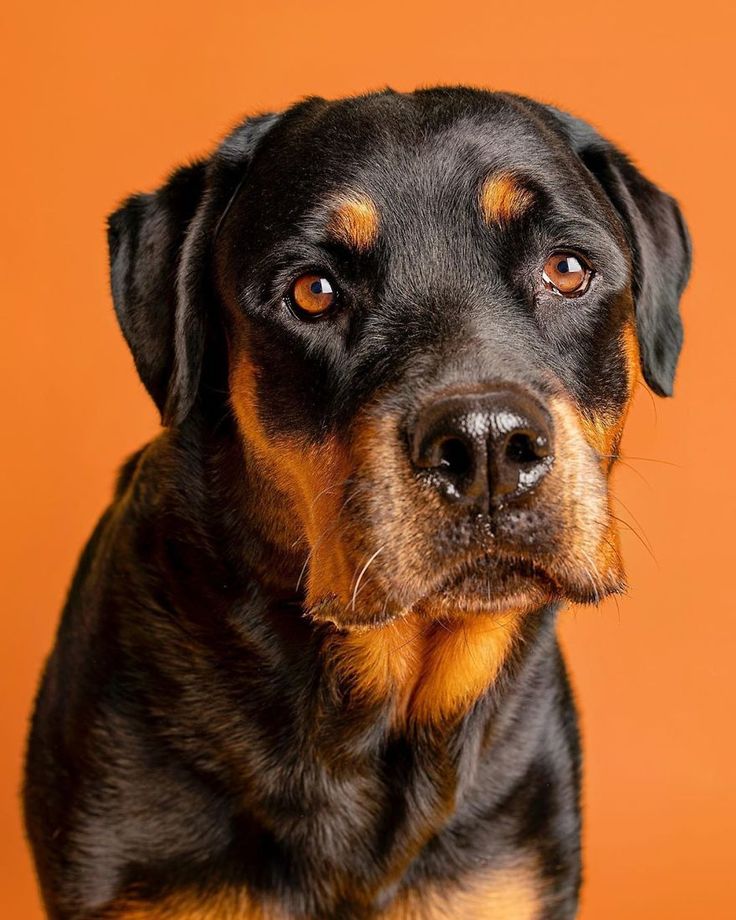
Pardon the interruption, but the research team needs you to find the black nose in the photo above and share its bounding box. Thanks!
[409,388,554,509]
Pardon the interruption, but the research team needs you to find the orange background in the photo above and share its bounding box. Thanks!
[2,1,734,917]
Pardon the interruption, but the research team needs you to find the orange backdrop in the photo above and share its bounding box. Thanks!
[2,1,734,917]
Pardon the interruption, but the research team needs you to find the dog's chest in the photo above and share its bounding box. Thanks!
[102,855,542,919]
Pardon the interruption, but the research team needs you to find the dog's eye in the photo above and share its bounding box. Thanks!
[542,252,592,297]
[288,274,338,318]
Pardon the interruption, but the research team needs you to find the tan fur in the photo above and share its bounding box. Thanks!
[328,193,380,251]
[578,321,640,463]
[621,320,641,386]
[479,173,535,224]
[539,319,642,597]
[549,396,624,595]
[380,853,542,919]
[229,349,356,604]
[347,410,464,609]
[104,856,541,919]
[330,611,520,726]
[99,890,276,919]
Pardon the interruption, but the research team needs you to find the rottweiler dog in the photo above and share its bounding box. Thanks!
[24,87,691,920]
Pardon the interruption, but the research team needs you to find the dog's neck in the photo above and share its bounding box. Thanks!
[323,612,525,729]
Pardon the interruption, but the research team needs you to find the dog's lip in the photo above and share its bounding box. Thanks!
[422,552,561,604]
[304,553,561,630]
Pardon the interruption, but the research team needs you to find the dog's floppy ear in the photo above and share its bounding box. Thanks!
[107,113,281,425]
[107,161,207,424]
[546,107,692,396]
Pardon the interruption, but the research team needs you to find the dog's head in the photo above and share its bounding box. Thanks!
[108,88,690,630]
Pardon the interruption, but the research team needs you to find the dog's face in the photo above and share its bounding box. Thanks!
[109,89,690,630]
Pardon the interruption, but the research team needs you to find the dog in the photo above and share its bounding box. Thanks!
[24,87,691,919]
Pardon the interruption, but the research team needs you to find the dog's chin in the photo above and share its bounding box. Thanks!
[411,549,626,619]
[305,556,561,632]
[412,557,558,619]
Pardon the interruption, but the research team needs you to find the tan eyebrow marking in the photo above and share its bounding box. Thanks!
[479,172,535,224]
[327,193,379,252]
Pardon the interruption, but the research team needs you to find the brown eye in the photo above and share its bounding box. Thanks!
[542,252,592,296]
[289,274,338,318]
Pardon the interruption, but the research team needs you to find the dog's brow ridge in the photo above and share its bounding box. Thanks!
[327,193,380,252]
[479,172,535,224]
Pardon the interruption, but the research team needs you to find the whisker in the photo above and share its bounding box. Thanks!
[636,378,659,424]
[609,513,658,565]
[612,458,652,488]
[461,621,477,673]
[577,548,603,606]
[351,545,386,613]
[294,483,363,592]
[611,593,622,625]
[295,551,312,594]
[601,453,680,469]
[609,491,654,544]
[591,523,625,560]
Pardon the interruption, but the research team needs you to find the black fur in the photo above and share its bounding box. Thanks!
[25,87,690,919]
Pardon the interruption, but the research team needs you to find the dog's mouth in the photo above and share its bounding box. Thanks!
[306,550,562,630]
[410,552,559,618]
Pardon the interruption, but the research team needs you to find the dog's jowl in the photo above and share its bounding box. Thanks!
[24,88,691,919]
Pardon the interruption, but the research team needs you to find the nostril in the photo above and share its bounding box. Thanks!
[437,437,474,478]
[410,388,553,508]
[505,431,548,465]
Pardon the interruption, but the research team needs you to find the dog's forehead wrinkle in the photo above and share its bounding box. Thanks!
[237,124,616,271]
[275,105,583,216]
[222,92,604,248]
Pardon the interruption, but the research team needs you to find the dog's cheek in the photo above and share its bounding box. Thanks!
[229,351,355,596]
[543,320,639,600]
[294,439,356,609]
[229,351,302,549]
[577,320,641,465]
[548,395,626,600]
[348,408,446,605]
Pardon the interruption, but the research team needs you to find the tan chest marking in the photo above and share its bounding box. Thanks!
[329,611,519,726]
[99,890,275,919]
[384,854,542,919]
[103,855,541,919]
